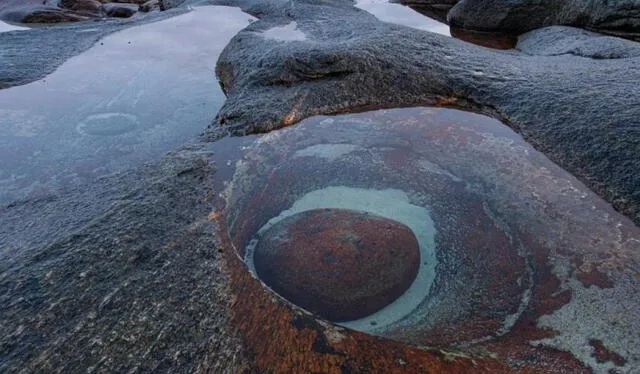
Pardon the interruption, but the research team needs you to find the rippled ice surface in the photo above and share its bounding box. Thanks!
[355,0,450,35]
[0,6,255,203]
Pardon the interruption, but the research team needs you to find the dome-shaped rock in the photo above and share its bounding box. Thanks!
[253,208,421,322]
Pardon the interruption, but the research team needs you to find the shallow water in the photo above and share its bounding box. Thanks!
[354,0,450,35]
[0,5,255,203]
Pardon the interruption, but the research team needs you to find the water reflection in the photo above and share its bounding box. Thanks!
[451,27,517,49]
[362,0,518,48]
[0,5,255,203]
[355,0,450,35]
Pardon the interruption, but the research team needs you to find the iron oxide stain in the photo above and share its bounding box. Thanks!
[219,107,639,372]
[253,208,421,322]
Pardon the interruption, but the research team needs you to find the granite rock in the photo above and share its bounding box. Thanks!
[139,0,160,12]
[159,0,185,11]
[101,2,138,17]
[60,0,103,13]
[253,209,421,322]
[0,0,180,24]
[11,7,90,23]
[448,0,640,39]
[517,26,640,59]
[212,0,640,225]
[0,142,247,373]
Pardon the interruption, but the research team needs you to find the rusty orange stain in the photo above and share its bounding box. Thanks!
[212,214,535,373]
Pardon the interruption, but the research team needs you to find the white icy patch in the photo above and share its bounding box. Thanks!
[260,22,307,41]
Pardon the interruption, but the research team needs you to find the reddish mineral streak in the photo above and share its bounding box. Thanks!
[214,215,517,373]
[589,339,627,366]
[210,108,637,372]
[213,214,590,372]
[575,266,615,289]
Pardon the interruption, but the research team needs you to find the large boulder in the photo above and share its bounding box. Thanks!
[139,0,160,12]
[101,2,138,17]
[0,0,171,23]
[61,0,103,13]
[0,0,98,22]
[212,0,640,226]
[1,6,90,23]
[517,26,640,59]
[448,0,640,39]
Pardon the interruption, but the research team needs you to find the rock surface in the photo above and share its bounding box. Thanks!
[0,123,519,374]
[517,26,640,59]
[159,0,186,11]
[101,2,138,17]
[0,0,182,24]
[0,0,99,23]
[63,0,103,13]
[394,0,457,22]
[212,0,640,226]
[0,142,248,373]
[0,0,639,372]
[140,0,160,12]
[253,208,421,322]
[448,0,640,39]
[224,107,640,372]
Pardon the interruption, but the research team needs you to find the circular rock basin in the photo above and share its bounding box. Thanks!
[218,107,640,372]
[253,208,421,322]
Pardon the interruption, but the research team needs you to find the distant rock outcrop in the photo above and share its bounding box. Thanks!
[0,0,184,23]
[448,0,640,40]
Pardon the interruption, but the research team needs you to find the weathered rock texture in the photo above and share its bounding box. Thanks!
[447,0,640,39]
[101,2,139,17]
[0,142,248,372]
[3,105,638,373]
[1,0,639,372]
[140,0,159,12]
[212,0,640,225]
[0,127,547,374]
[222,108,640,373]
[517,25,640,58]
[397,0,640,40]
[1,0,105,23]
